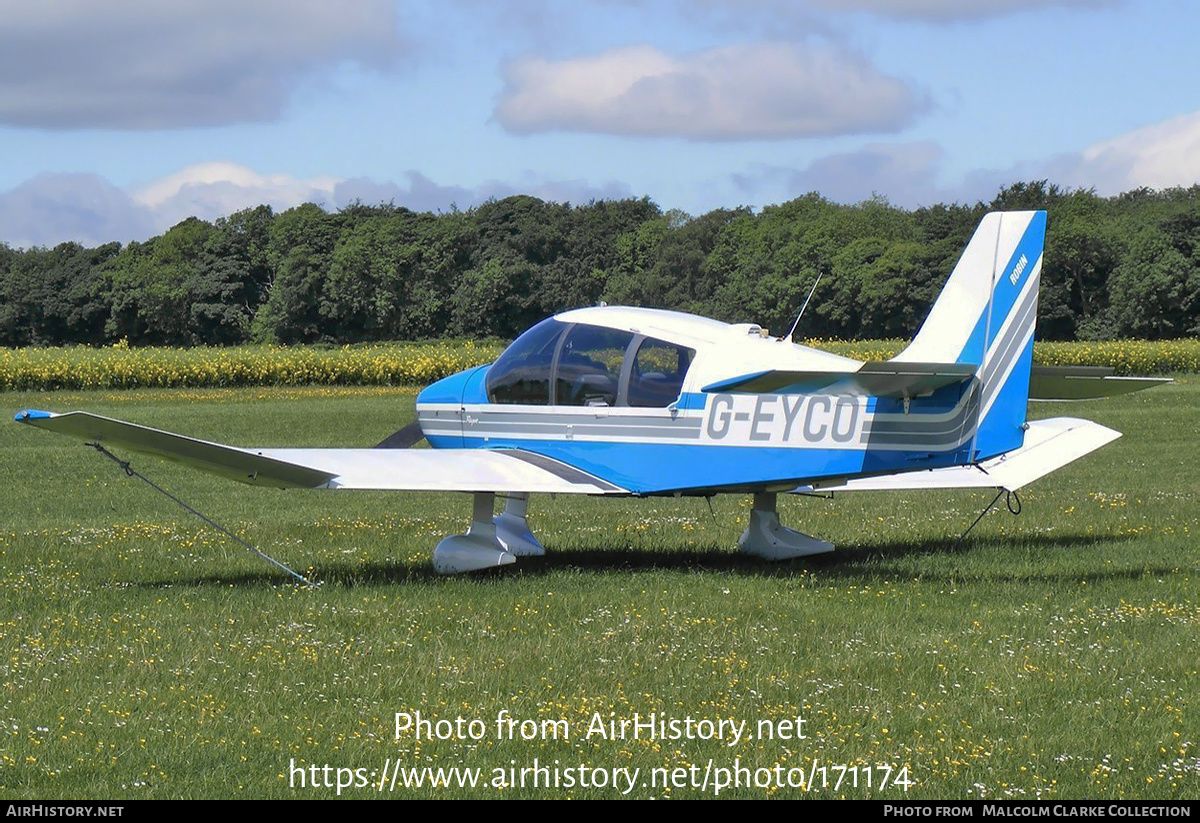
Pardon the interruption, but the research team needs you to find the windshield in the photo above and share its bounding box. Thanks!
[486,318,694,408]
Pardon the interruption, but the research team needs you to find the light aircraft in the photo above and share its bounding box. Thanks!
[15,210,1168,575]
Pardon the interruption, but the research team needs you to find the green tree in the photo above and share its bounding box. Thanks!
[1108,229,1200,338]
[194,205,275,344]
[253,204,341,343]
[101,218,223,345]
[1,241,117,345]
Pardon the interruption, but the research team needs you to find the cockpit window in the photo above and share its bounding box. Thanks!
[485,317,565,405]
[554,325,634,406]
[485,318,694,408]
[628,338,694,408]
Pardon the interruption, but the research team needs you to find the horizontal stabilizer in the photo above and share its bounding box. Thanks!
[701,361,976,398]
[798,417,1120,493]
[1030,366,1172,400]
[15,409,627,495]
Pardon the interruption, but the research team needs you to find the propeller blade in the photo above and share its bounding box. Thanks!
[374,421,426,449]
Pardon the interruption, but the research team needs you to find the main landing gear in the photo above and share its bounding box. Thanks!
[431,492,545,574]
[736,491,834,560]
[430,489,833,574]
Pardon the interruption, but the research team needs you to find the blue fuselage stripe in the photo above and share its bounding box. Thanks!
[424,434,970,494]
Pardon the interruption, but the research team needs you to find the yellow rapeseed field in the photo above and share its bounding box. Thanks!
[0,338,1195,392]
[0,341,505,391]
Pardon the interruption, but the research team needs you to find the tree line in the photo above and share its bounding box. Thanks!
[2,181,1199,348]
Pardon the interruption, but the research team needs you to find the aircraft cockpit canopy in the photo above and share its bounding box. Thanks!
[486,318,695,408]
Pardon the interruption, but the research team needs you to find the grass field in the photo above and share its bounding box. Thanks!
[2,380,1197,799]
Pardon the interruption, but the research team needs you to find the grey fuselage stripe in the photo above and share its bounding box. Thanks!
[862,391,979,448]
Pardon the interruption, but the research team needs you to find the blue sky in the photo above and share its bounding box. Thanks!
[3,0,1199,248]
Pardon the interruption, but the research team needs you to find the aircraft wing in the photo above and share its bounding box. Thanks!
[14,410,627,495]
[798,417,1120,494]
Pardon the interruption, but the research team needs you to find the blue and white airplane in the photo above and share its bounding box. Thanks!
[16,211,1167,574]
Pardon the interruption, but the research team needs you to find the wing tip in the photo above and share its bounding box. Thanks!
[15,409,54,423]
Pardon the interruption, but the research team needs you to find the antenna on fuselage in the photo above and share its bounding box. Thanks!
[782,272,822,343]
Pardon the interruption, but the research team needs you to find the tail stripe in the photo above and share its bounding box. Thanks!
[955,211,1047,366]
[979,264,1041,418]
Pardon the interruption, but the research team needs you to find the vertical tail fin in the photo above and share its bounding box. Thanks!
[893,210,1046,460]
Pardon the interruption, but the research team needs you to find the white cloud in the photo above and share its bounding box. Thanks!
[734,141,980,208]
[764,142,946,203]
[733,137,1060,209]
[0,163,341,247]
[732,110,1200,212]
[333,172,634,213]
[476,175,635,205]
[495,42,927,140]
[0,0,402,129]
[0,173,155,249]
[581,0,1114,28]
[332,174,474,214]
[1053,111,1200,193]
[132,162,341,229]
[804,0,1118,21]
[0,164,638,248]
